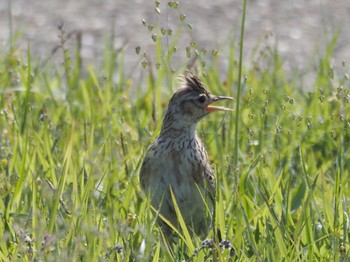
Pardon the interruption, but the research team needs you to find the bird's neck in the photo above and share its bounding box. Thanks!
[159,121,198,140]
[158,109,198,139]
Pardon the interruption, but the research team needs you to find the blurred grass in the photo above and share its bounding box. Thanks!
[1,1,350,261]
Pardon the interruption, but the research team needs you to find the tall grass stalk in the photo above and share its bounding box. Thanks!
[234,0,247,166]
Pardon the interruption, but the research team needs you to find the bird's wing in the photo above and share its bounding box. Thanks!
[203,162,216,202]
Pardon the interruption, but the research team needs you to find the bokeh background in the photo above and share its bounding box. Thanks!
[1,0,349,82]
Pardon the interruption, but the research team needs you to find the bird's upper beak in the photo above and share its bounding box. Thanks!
[206,96,234,112]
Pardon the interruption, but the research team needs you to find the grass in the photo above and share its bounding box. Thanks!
[1,1,350,261]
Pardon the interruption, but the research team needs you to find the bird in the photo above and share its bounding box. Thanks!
[139,72,233,239]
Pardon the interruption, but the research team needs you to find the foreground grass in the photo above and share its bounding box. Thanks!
[1,4,350,262]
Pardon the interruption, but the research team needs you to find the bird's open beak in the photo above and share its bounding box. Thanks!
[206,96,234,112]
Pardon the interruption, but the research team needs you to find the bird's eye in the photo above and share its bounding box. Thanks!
[198,95,207,103]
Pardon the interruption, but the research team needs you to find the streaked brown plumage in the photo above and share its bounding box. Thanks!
[140,73,233,238]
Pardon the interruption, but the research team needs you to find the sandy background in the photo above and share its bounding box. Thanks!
[1,0,349,82]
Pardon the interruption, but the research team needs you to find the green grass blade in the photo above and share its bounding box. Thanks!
[234,0,247,166]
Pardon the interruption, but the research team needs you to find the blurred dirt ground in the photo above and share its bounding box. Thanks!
[1,0,349,82]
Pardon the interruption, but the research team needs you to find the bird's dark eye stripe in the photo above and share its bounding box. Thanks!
[198,95,206,103]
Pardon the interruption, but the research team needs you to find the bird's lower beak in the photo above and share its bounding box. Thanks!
[206,96,234,112]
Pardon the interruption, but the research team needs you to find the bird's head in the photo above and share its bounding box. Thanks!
[160,73,233,135]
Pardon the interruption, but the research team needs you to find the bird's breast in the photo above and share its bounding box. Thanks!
[139,135,214,236]
[141,135,209,191]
